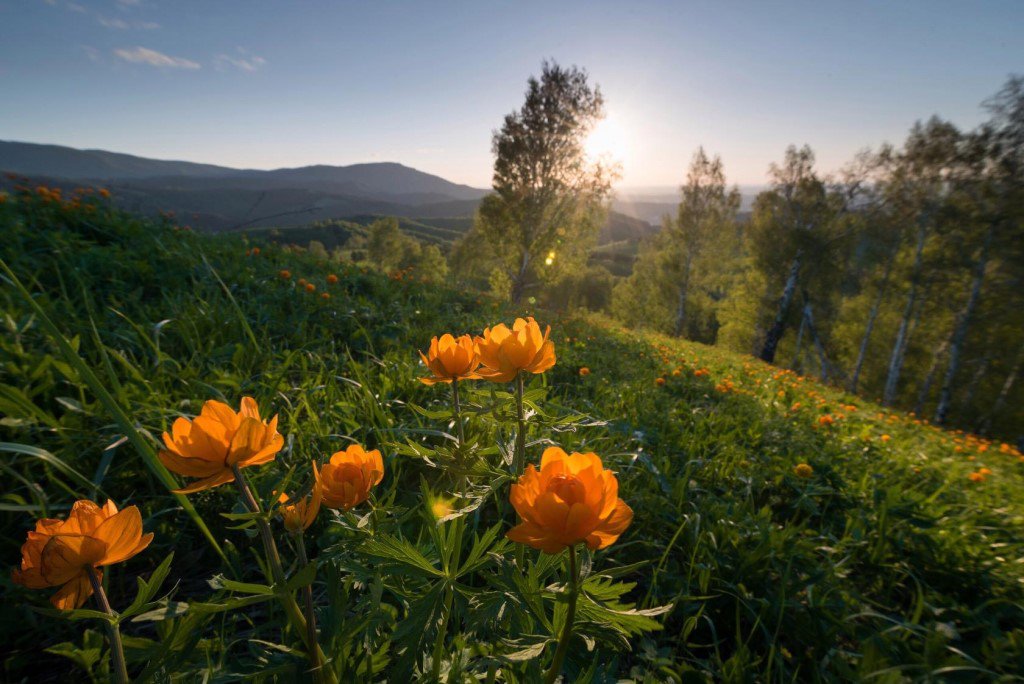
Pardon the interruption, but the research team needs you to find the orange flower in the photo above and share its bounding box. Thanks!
[12,500,153,610]
[969,472,985,483]
[979,467,993,476]
[298,278,307,286]
[327,274,339,284]
[880,434,891,442]
[655,377,666,386]
[277,462,323,533]
[507,447,633,554]
[305,283,316,293]
[321,292,331,300]
[474,317,555,382]
[793,463,814,478]
[419,334,481,385]
[320,445,384,510]
[98,188,111,199]
[159,397,283,493]
[579,367,590,376]
[251,247,260,256]
[279,270,292,279]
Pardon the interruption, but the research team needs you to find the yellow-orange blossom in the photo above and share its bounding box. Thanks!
[12,500,153,609]
[419,333,481,384]
[320,444,384,510]
[278,462,323,533]
[507,447,633,553]
[475,317,555,382]
[159,397,283,493]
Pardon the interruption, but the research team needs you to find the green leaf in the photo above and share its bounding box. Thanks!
[120,553,175,620]
[130,600,190,622]
[361,533,442,578]
[207,574,274,595]
[188,594,275,615]
[283,560,318,593]
[0,441,102,496]
[501,637,551,662]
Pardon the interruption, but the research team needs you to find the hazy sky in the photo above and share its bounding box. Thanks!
[2,1,1022,188]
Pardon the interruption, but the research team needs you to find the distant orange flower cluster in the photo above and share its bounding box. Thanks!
[1,180,112,215]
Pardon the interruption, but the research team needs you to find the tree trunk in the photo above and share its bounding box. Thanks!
[510,249,531,304]
[850,246,897,393]
[801,296,829,382]
[934,223,994,425]
[914,341,948,416]
[759,253,802,363]
[790,311,807,371]
[979,342,1024,436]
[673,254,694,338]
[883,221,928,406]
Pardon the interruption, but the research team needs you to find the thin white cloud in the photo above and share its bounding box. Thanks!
[114,46,200,69]
[214,48,266,73]
[99,16,130,29]
[98,16,160,29]
[82,45,103,63]
[66,2,87,12]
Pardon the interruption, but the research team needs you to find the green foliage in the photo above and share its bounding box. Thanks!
[2,189,1024,681]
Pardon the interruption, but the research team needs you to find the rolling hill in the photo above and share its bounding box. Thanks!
[0,140,658,271]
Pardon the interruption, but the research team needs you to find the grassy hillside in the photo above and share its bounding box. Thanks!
[2,187,1023,681]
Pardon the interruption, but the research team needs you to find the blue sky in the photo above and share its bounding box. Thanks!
[1,0,1022,188]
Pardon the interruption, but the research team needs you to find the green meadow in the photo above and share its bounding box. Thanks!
[2,188,1023,682]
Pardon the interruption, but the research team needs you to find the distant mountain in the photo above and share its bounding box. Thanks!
[0,140,487,203]
[0,140,239,180]
[0,140,653,263]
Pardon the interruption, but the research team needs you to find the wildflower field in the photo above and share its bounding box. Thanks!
[2,188,1024,682]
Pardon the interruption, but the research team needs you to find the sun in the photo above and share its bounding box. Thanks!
[583,114,630,163]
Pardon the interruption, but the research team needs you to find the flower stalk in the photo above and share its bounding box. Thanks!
[86,567,129,684]
[543,544,580,684]
[513,371,526,477]
[451,378,465,446]
[232,465,337,684]
[295,534,322,681]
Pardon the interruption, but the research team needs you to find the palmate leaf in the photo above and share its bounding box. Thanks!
[390,581,446,677]
[575,594,673,639]
[457,524,509,578]
[361,533,442,578]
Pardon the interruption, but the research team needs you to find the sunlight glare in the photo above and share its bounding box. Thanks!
[584,114,630,164]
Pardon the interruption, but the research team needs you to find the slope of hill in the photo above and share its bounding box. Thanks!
[2,189,1022,681]
[0,140,486,209]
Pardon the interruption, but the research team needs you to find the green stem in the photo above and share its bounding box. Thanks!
[451,379,464,446]
[233,466,337,684]
[86,566,129,684]
[296,535,323,682]
[513,371,526,477]
[430,582,455,682]
[543,545,580,684]
[513,371,527,568]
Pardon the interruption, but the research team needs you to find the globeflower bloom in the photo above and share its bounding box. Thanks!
[474,317,556,382]
[507,447,633,553]
[419,334,481,385]
[277,462,323,533]
[327,274,339,284]
[12,500,153,609]
[793,463,814,478]
[159,397,283,493]
[320,445,384,510]
[579,367,590,377]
